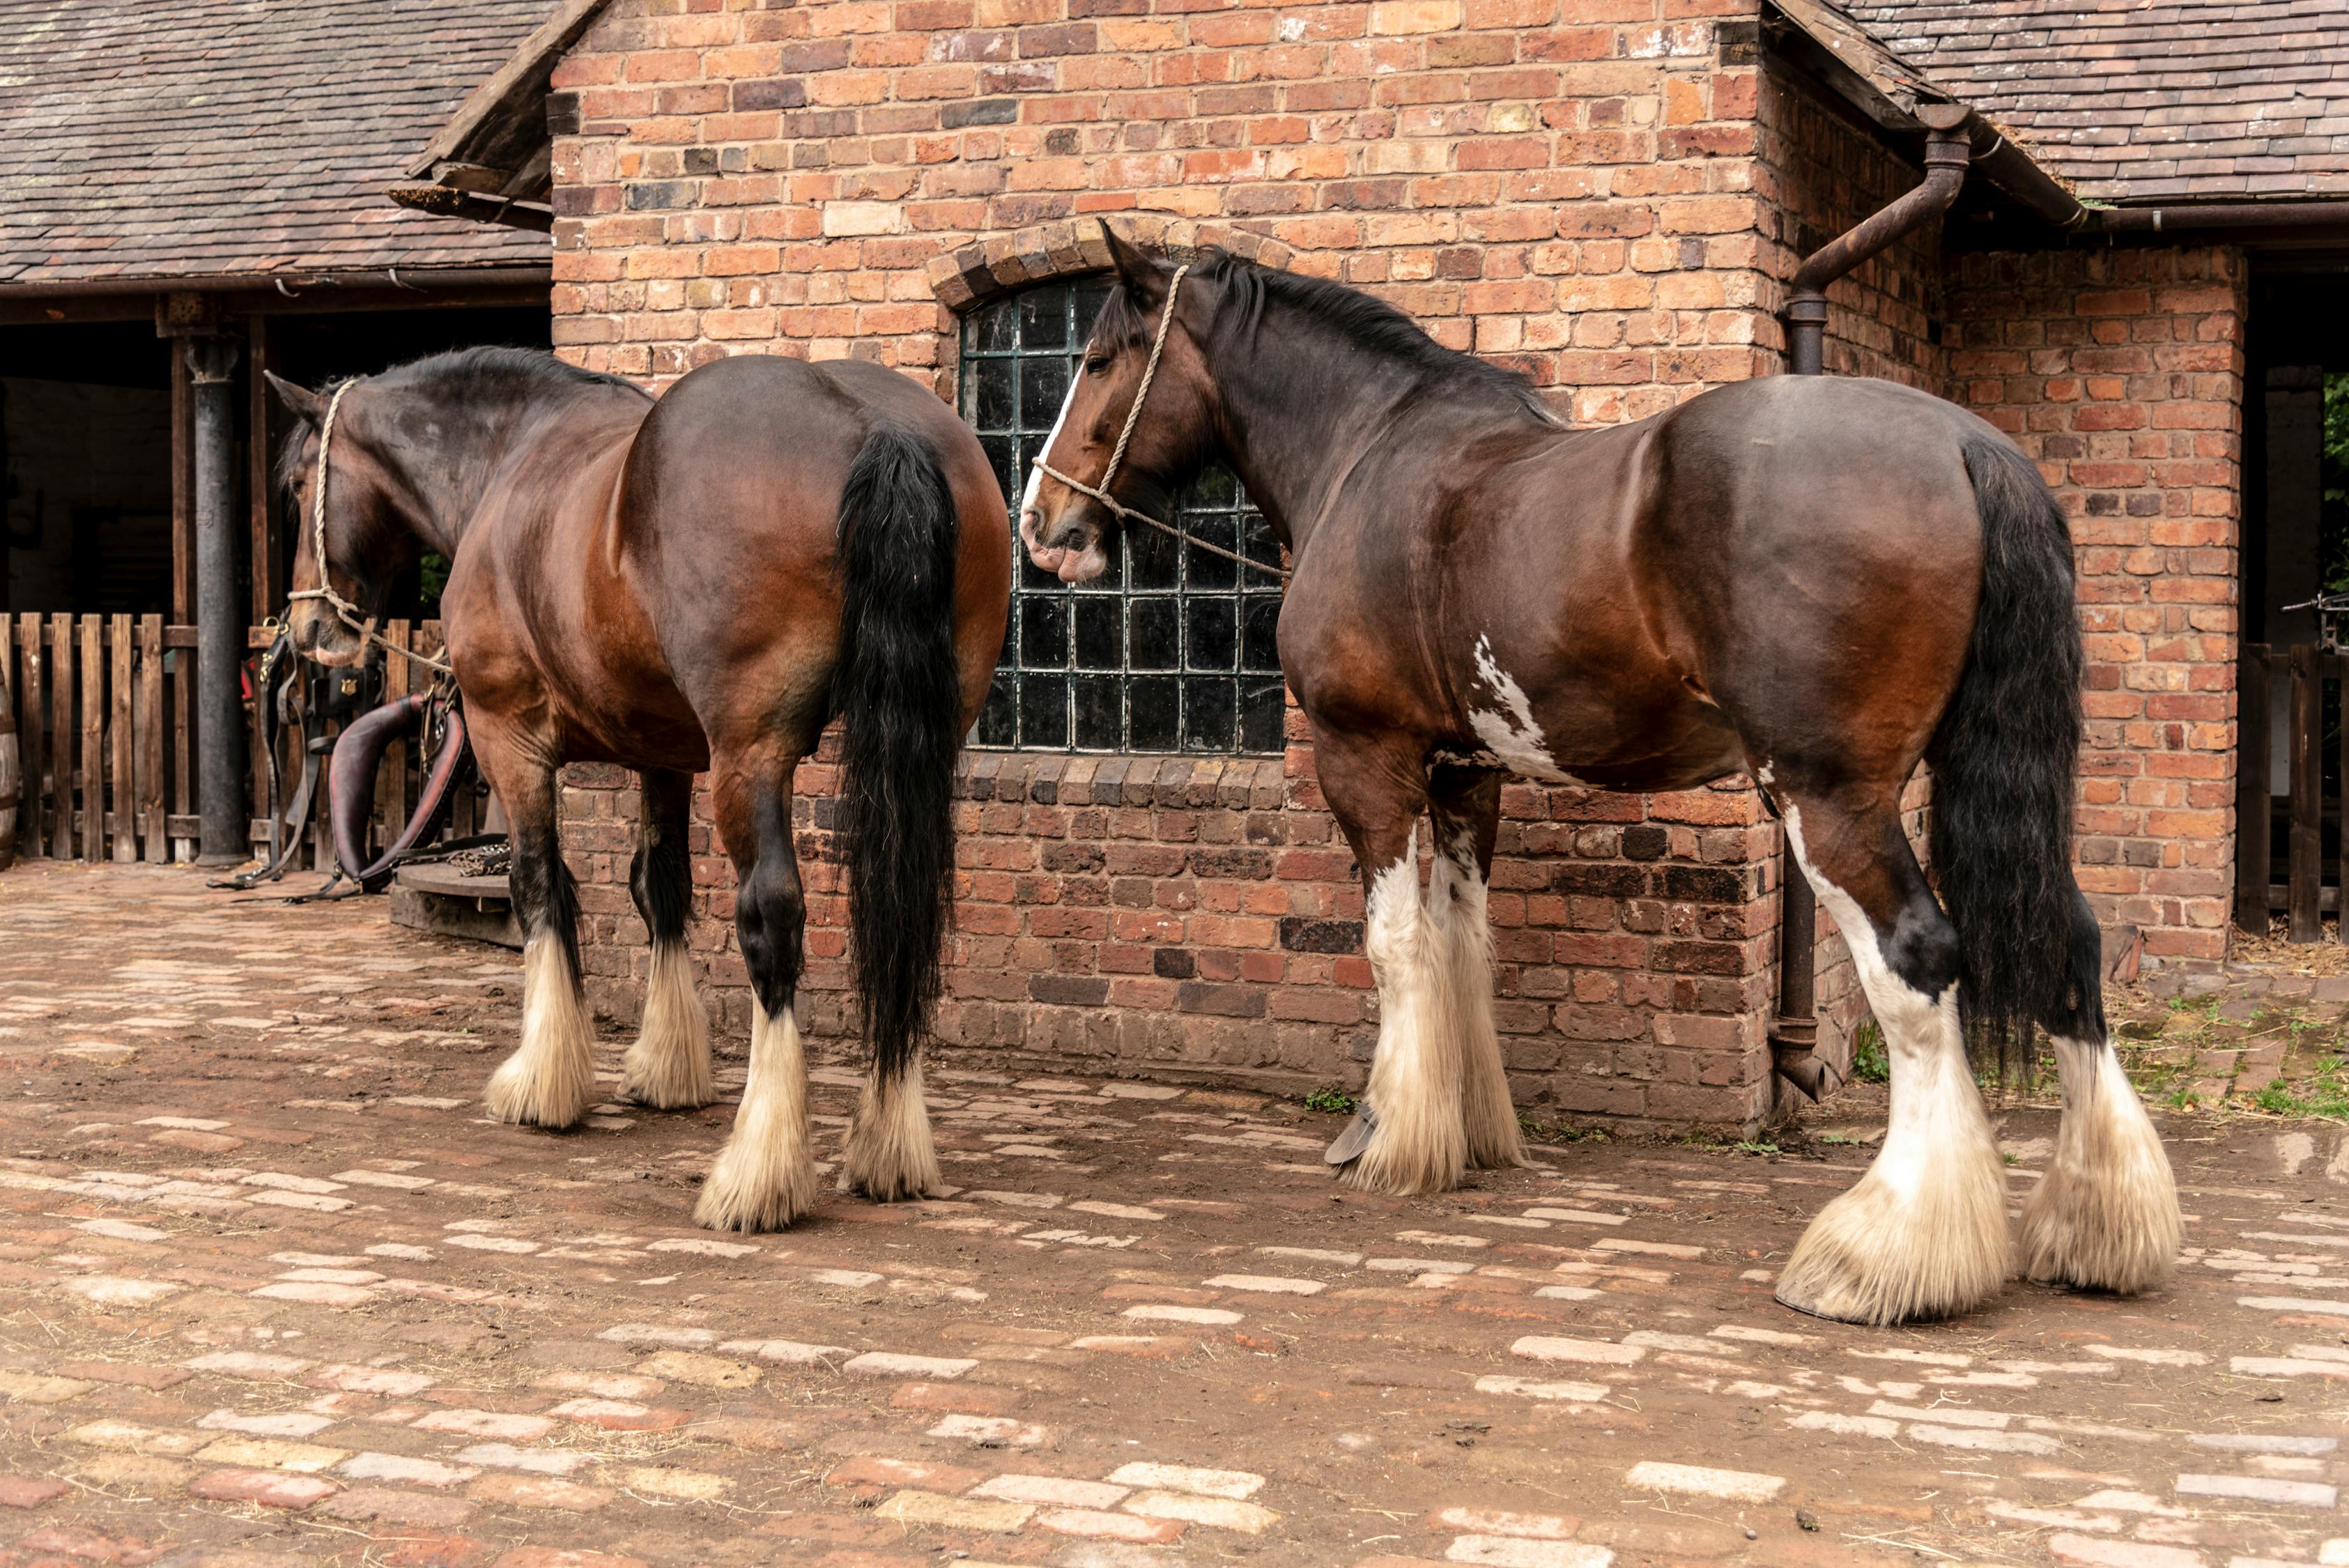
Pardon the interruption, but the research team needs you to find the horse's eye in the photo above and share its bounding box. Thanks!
[1084,353,1111,374]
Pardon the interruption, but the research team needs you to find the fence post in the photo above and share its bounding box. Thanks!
[110,615,134,863]
[49,615,73,860]
[79,617,103,861]
[0,615,17,870]
[2290,641,2324,944]
[18,617,45,858]
[140,617,166,863]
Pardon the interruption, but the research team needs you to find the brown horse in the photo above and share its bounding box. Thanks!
[267,348,1010,1230]
[1022,231,2180,1327]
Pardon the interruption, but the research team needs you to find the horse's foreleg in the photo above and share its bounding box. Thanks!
[619,768,714,1109]
[2020,1013,2180,1293]
[1769,792,2009,1325]
[1317,743,1463,1197]
[479,740,597,1129]
[695,763,817,1231]
[1430,771,1525,1171]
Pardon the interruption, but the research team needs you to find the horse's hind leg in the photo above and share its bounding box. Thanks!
[695,752,817,1231]
[1318,738,1465,1196]
[619,769,714,1109]
[1429,769,1525,1170]
[1769,787,2009,1325]
[478,734,597,1129]
[2020,890,2180,1293]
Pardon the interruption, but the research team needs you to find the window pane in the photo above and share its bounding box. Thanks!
[1021,594,1068,669]
[979,433,1017,502]
[973,306,1015,354]
[1240,678,1286,752]
[1020,355,1070,431]
[1128,675,1179,751]
[978,671,1018,746]
[1130,598,1178,670]
[1128,520,1180,591]
[1185,597,1235,672]
[964,280,1281,755]
[1019,672,1069,749]
[972,358,1015,433]
[1072,675,1121,750]
[1241,596,1280,673]
[1018,287,1068,351]
[1073,596,1121,670]
[1184,677,1235,751]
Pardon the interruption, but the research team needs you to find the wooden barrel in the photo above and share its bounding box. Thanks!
[0,682,17,871]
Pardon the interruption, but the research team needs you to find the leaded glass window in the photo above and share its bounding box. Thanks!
[962,279,1286,754]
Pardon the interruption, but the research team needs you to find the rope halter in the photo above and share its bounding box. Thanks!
[1031,263,1290,583]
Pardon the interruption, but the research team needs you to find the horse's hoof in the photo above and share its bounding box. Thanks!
[693,1149,817,1233]
[617,1061,715,1112]
[1325,1105,1378,1167]
[484,1060,590,1130]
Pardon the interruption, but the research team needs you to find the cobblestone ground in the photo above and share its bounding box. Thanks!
[5,863,2349,1568]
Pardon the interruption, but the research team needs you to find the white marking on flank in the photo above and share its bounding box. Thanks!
[1467,636,1576,783]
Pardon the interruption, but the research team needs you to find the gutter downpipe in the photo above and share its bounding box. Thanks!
[1769,103,1974,1103]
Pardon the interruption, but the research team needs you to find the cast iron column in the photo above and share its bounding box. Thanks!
[188,335,245,865]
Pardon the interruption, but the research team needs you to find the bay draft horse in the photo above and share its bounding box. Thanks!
[1022,230,2181,1325]
[267,348,1010,1230]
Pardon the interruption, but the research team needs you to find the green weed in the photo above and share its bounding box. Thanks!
[1850,1020,1888,1084]
[1303,1087,1355,1116]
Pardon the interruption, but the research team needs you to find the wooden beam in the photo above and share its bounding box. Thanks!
[249,314,275,625]
[0,295,157,328]
[237,282,550,318]
[386,187,555,233]
[170,341,194,623]
[407,0,615,178]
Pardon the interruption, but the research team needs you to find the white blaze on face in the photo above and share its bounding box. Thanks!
[1019,360,1112,585]
[1019,363,1084,528]
[1467,635,1574,783]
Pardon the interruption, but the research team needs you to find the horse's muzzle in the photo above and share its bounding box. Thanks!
[288,604,367,668]
[1019,505,1109,585]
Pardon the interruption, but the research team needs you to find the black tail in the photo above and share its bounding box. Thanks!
[1928,431,2105,1073]
[833,422,964,1086]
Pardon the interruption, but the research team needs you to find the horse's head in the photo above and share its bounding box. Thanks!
[266,371,424,668]
[1020,226,1220,585]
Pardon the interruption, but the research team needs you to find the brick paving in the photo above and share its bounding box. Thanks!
[6,862,2349,1567]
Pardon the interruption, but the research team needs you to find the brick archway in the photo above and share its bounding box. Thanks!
[924,218,1300,314]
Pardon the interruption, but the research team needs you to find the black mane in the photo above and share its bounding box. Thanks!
[274,346,646,500]
[1096,249,1552,420]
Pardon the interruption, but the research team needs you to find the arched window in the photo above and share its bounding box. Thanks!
[962,279,1286,754]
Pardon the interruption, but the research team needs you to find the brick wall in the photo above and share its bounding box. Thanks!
[1946,245,2247,960]
[546,0,1772,413]
[544,0,1808,1128]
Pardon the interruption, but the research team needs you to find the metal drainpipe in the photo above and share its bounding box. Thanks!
[187,334,247,866]
[1769,104,1974,1102]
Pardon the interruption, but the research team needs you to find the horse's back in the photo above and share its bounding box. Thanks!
[617,354,1008,755]
[1625,374,1998,771]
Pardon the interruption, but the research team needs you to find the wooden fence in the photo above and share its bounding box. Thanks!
[2237,642,2343,941]
[0,613,461,871]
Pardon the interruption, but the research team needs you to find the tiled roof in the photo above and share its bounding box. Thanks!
[1844,0,2349,203]
[0,0,555,289]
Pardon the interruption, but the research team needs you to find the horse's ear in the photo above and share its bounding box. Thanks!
[1098,222,1172,309]
[263,370,328,427]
